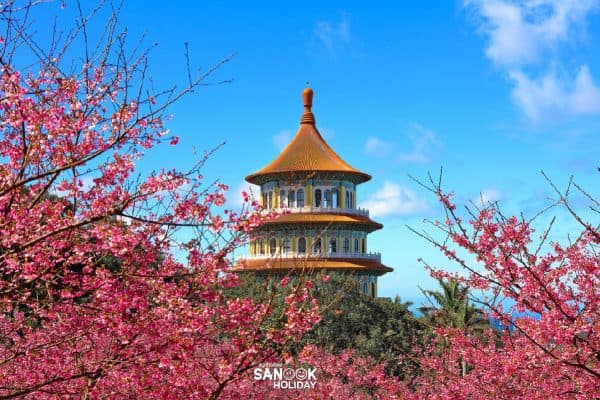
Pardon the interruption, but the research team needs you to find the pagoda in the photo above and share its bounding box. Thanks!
[237,88,392,297]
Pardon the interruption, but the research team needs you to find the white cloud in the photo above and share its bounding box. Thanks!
[472,188,502,207]
[466,0,600,121]
[360,181,428,218]
[314,13,352,57]
[228,180,260,208]
[396,123,439,164]
[272,130,292,150]
[509,65,600,121]
[469,0,598,66]
[364,137,390,157]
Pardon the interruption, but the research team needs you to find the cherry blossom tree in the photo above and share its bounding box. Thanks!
[0,1,320,398]
[400,171,599,399]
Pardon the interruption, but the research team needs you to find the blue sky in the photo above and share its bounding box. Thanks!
[38,1,600,302]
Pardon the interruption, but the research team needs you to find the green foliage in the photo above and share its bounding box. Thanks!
[228,272,425,378]
[418,277,489,334]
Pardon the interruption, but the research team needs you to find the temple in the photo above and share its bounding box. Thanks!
[237,88,392,297]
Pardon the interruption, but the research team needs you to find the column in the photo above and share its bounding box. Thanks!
[273,182,279,208]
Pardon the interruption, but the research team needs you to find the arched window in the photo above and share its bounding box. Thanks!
[298,237,306,254]
[269,238,277,255]
[345,190,350,208]
[280,190,286,207]
[324,189,331,208]
[361,238,366,253]
[314,189,322,207]
[329,238,337,253]
[297,189,304,208]
[343,237,350,253]
[349,192,354,209]
[312,238,322,254]
[332,188,339,208]
[354,238,359,253]
[259,239,265,255]
[288,190,295,208]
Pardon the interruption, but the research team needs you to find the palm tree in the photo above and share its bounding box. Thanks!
[419,278,487,331]
[418,278,489,376]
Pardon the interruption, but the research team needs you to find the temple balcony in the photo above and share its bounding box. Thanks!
[262,206,369,217]
[239,251,381,262]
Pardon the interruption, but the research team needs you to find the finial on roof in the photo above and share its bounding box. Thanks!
[301,86,315,125]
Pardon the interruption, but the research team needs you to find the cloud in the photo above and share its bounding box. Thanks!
[469,0,598,66]
[272,130,292,150]
[364,137,390,157]
[360,181,428,218]
[466,0,600,121]
[509,65,600,121]
[396,123,440,164]
[472,188,502,207]
[313,13,352,57]
[228,180,260,208]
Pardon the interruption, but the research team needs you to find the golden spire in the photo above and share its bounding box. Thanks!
[301,87,315,125]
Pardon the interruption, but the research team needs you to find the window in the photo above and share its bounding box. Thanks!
[297,189,304,208]
[314,189,322,207]
[312,238,322,254]
[283,238,291,253]
[354,238,359,253]
[324,189,331,208]
[298,237,306,254]
[267,191,273,209]
[332,188,339,208]
[262,193,268,208]
[343,237,350,253]
[280,190,286,207]
[259,240,265,255]
[349,192,354,209]
[345,190,350,208]
[329,238,337,253]
[269,238,277,255]
[288,190,295,208]
[361,238,366,253]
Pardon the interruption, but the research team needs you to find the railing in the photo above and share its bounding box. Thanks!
[262,206,369,217]
[239,251,381,262]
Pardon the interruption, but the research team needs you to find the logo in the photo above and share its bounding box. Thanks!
[253,363,317,389]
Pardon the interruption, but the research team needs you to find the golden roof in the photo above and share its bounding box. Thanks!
[235,258,393,275]
[257,212,382,232]
[246,88,371,185]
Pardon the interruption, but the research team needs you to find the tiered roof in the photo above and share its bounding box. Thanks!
[256,212,382,233]
[241,258,393,274]
[246,88,371,185]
